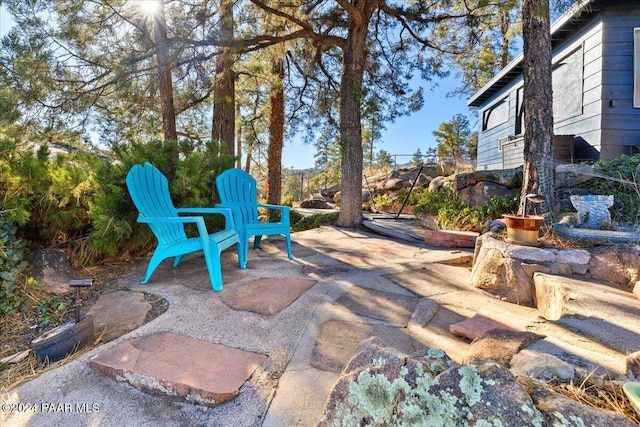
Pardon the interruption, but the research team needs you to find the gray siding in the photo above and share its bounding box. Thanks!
[476,19,602,170]
[476,13,608,170]
[600,4,640,159]
[553,18,603,161]
[476,83,521,170]
[473,1,640,170]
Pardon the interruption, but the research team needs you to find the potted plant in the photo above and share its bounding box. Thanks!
[32,279,94,362]
[503,194,546,245]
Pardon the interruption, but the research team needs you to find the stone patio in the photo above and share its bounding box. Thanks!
[2,226,640,426]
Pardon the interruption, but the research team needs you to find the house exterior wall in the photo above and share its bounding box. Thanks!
[476,82,521,170]
[600,3,640,159]
[474,1,640,171]
[553,18,603,161]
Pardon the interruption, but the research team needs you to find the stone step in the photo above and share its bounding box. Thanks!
[534,273,640,355]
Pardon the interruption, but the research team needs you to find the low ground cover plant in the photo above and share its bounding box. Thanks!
[413,187,520,231]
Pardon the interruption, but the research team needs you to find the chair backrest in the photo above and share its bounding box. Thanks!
[126,163,186,245]
[215,169,260,225]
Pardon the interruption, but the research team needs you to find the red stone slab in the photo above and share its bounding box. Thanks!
[221,278,316,315]
[89,332,266,406]
[449,313,517,341]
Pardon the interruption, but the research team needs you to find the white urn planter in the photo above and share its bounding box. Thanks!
[569,194,614,229]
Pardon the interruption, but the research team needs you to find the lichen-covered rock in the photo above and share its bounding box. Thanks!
[518,376,637,427]
[434,360,545,426]
[318,340,545,427]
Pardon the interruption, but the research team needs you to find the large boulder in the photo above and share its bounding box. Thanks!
[321,184,340,198]
[299,199,333,209]
[555,163,597,189]
[458,182,515,207]
[454,167,523,191]
[318,338,541,426]
[470,234,591,306]
[428,176,447,192]
[589,244,640,286]
[380,177,409,193]
[318,339,637,427]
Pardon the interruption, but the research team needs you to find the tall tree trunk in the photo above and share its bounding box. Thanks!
[267,56,285,214]
[244,141,253,172]
[154,1,177,142]
[212,0,235,156]
[521,0,556,217]
[500,9,511,68]
[236,103,242,169]
[337,1,377,228]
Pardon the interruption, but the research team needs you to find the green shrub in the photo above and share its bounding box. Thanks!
[289,209,305,228]
[291,211,339,232]
[87,139,236,259]
[413,188,464,216]
[414,188,519,231]
[281,195,294,207]
[0,139,97,247]
[0,212,30,313]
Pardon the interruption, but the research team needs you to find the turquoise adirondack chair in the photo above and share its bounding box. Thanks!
[215,168,292,268]
[126,163,243,291]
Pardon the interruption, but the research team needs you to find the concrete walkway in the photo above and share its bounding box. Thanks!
[1,226,638,427]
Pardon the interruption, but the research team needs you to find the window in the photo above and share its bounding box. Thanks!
[634,28,640,108]
[482,98,509,131]
[515,87,524,135]
[552,47,583,121]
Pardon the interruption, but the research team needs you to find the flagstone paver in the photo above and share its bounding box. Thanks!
[182,267,248,291]
[310,320,424,373]
[302,259,351,280]
[449,313,519,340]
[333,286,417,326]
[87,290,152,342]
[220,278,316,315]
[89,332,266,406]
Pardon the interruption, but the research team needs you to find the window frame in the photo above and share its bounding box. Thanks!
[634,27,640,108]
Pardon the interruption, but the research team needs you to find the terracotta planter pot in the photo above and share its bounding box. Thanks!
[503,214,544,245]
[32,314,94,362]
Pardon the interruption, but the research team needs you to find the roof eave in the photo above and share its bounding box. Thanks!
[467,0,596,108]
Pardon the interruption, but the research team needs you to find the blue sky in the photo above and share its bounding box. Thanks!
[283,76,476,170]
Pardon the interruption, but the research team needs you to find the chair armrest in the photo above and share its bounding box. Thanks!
[137,216,203,225]
[256,203,291,212]
[138,215,229,241]
[256,204,291,226]
[175,207,236,230]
